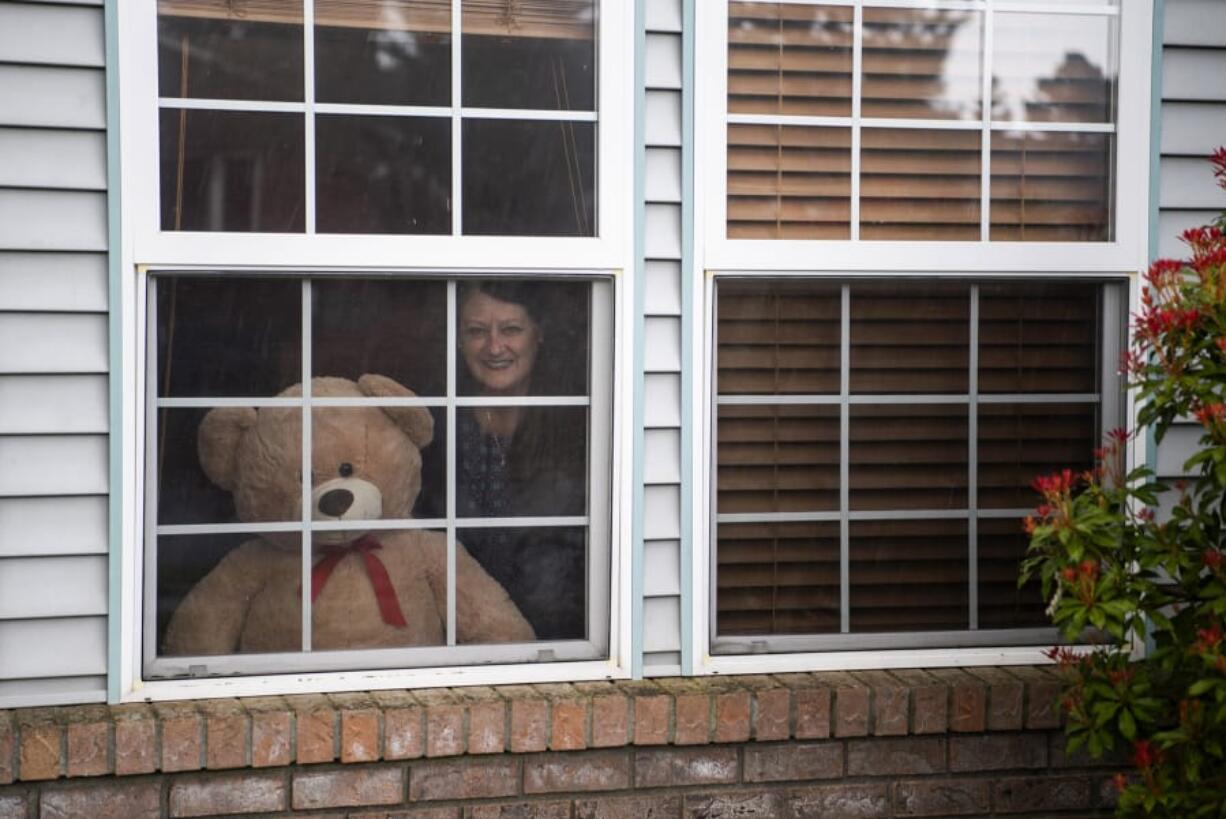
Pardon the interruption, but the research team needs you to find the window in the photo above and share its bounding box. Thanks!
[118,0,632,694]
[145,275,613,678]
[701,0,1150,272]
[695,0,1150,667]
[711,278,1124,653]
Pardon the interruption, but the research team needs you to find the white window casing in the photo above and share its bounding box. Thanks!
[689,0,1153,675]
[114,0,637,701]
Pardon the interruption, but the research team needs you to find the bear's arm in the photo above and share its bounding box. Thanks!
[413,535,536,644]
[163,541,270,656]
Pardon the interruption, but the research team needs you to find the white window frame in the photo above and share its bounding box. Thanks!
[688,0,1153,675]
[114,0,636,701]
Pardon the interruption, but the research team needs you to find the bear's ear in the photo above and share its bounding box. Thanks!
[197,406,258,490]
[358,373,434,448]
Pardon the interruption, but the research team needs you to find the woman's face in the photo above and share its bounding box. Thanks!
[459,290,542,395]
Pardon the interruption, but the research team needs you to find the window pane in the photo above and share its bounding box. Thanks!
[717,521,840,636]
[458,526,587,641]
[442,406,588,519]
[860,128,981,240]
[158,6,303,101]
[861,7,981,120]
[978,402,1097,510]
[315,1,451,106]
[850,283,969,394]
[979,282,1099,393]
[990,131,1114,242]
[717,279,841,395]
[461,0,595,110]
[156,276,302,397]
[315,115,451,235]
[456,280,591,397]
[850,519,968,632]
[992,13,1117,123]
[727,125,851,239]
[159,110,305,232]
[850,405,968,511]
[312,279,448,395]
[159,533,302,656]
[717,405,840,514]
[311,528,449,650]
[312,407,446,524]
[462,120,596,236]
[978,518,1048,630]
[727,2,853,117]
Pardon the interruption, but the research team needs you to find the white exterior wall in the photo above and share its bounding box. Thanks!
[0,0,110,707]
[1153,0,1226,493]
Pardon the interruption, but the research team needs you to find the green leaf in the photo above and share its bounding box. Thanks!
[1119,708,1137,740]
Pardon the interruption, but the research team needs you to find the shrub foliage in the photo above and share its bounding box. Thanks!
[1023,148,1226,818]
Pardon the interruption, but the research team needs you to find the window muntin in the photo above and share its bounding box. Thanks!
[146,274,612,679]
[711,278,1121,653]
[154,0,598,237]
[722,0,1120,243]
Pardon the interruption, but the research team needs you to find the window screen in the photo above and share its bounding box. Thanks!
[712,278,1119,651]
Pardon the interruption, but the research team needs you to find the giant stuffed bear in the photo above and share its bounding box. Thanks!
[164,374,535,655]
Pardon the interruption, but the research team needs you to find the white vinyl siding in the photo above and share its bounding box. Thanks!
[640,0,687,677]
[1152,0,1226,488]
[0,0,109,707]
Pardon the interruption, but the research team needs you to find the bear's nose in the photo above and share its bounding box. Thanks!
[318,488,354,517]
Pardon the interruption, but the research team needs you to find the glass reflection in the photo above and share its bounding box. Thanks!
[315,0,451,106]
[462,120,596,236]
[727,3,854,117]
[990,131,1114,242]
[850,519,969,632]
[726,125,852,240]
[455,280,591,397]
[458,526,587,641]
[992,13,1117,123]
[717,404,840,514]
[849,405,968,511]
[861,7,982,120]
[312,279,448,395]
[859,127,981,240]
[716,521,841,636]
[159,110,305,232]
[156,276,302,397]
[158,6,303,101]
[461,0,595,110]
[849,282,970,394]
[315,114,451,235]
[159,532,303,656]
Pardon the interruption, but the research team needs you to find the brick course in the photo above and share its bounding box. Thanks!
[0,669,1121,818]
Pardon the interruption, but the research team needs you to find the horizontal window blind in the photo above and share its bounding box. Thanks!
[157,0,594,38]
[714,279,1107,642]
[724,1,1118,242]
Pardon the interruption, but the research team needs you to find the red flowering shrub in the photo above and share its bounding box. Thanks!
[1023,148,1226,817]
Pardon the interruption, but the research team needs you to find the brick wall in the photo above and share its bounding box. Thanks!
[0,670,1123,818]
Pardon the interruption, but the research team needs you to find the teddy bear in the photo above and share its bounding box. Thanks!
[164,373,535,656]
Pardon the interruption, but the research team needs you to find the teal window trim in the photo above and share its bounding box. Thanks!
[105,0,125,704]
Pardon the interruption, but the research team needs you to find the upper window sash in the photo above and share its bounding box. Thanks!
[120,0,633,270]
[695,0,1153,273]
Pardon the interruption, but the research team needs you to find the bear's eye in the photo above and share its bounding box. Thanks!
[338,462,353,478]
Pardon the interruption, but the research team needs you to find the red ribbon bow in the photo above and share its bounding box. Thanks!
[310,535,408,628]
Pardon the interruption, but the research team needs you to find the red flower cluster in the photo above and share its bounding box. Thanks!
[1032,468,1077,498]
[1205,549,1224,571]
[1193,623,1223,655]
[1194,402,1226,427]
[1131,739,1160,769]
[1212,146,1226,187]
[1137,306,1202,337]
